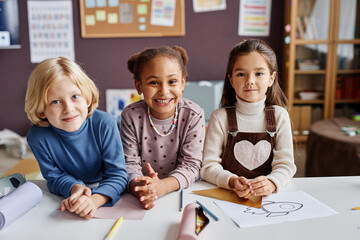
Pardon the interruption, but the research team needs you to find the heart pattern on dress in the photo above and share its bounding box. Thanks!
[233,140,272,170]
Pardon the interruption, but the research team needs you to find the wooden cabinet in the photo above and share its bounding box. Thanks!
[283,0,360,139]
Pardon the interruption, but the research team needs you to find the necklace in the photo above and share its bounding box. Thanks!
[148,105,178,137]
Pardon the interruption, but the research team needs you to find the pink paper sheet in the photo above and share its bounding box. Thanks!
[94,193,146,220]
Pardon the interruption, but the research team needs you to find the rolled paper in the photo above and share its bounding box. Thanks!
[0,182,42,230]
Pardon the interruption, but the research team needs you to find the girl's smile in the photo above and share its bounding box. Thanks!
[154,98,173,105]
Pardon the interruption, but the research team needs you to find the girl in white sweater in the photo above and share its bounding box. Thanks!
[200,39,296,199]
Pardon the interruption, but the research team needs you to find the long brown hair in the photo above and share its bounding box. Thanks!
[220,39,287,108]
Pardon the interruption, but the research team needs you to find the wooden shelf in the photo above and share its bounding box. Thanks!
[293,135,308,143]
[335,39,360,44]
[336,69,360,74]
[284,0,360,124]
[293,39,330,45]
[335,99,360,104]
[294,70,326,74]
[293,99,324,104]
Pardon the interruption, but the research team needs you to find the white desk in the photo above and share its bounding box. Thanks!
[1,177,360,240]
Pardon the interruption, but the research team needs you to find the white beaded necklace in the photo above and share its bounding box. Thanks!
[147,105,178,137]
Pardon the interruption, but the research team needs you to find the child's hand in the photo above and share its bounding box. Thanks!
[248,176,276,196]
[70,184,92,204]
[230,176,252,199]
[60,184,91,211]
[144,163,166,197]
[130,176,158,209]
[67,194,97,219]
[130,163,166,210]
[129,164,159,210]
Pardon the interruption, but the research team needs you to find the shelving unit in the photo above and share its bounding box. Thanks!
[283,0,360,140]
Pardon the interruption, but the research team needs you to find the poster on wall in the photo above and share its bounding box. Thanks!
[192,0,227,13]
[106,89,143,125]
[27,0,75,63]
[238,0,272,36]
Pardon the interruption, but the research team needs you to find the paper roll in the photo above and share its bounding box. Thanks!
[0,182,42,230]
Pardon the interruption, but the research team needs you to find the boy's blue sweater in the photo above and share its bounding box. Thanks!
[27,110,127,206]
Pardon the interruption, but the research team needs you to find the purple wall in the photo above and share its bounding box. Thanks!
[0,1,284,136]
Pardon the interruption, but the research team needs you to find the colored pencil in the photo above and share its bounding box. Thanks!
[180,189,183,211]
[104,217,123,240]
[196,200,220,221]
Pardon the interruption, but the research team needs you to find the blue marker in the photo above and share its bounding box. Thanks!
[196,200,220,221]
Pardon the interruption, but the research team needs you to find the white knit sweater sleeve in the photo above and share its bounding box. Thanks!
[200,108,237,189]
[266,106,297,192]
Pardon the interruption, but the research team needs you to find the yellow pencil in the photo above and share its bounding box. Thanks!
[351,206,360,210]
[104,217,123,240]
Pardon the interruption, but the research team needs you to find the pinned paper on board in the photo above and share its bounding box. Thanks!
[96,10,106,21]
[108,0,119,7]
[108,13,118,24]
[85,15,96,25]
[137,4,148,15]
[120,3,134,23]
[192,187,262,208]
[150,0,176,27]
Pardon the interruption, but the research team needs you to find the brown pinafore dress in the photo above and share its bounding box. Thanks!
[221,106,277,178]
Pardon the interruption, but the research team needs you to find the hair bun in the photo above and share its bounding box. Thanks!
[127,53,139,74]
[172,45,188,65]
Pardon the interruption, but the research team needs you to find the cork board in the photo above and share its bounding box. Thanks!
[79,0,185,38]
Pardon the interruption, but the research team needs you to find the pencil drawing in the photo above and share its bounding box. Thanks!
[244,201,303,217]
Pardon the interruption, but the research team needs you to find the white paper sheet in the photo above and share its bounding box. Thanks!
[0,182,42,230]
[214,191,338,228]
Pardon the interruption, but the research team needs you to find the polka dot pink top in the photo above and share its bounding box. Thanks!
[120,98,205,189]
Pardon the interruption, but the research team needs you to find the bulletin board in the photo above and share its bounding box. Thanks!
[79,0,185,38]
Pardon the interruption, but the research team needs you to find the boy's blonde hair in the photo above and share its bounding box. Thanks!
[25,56,99,127]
